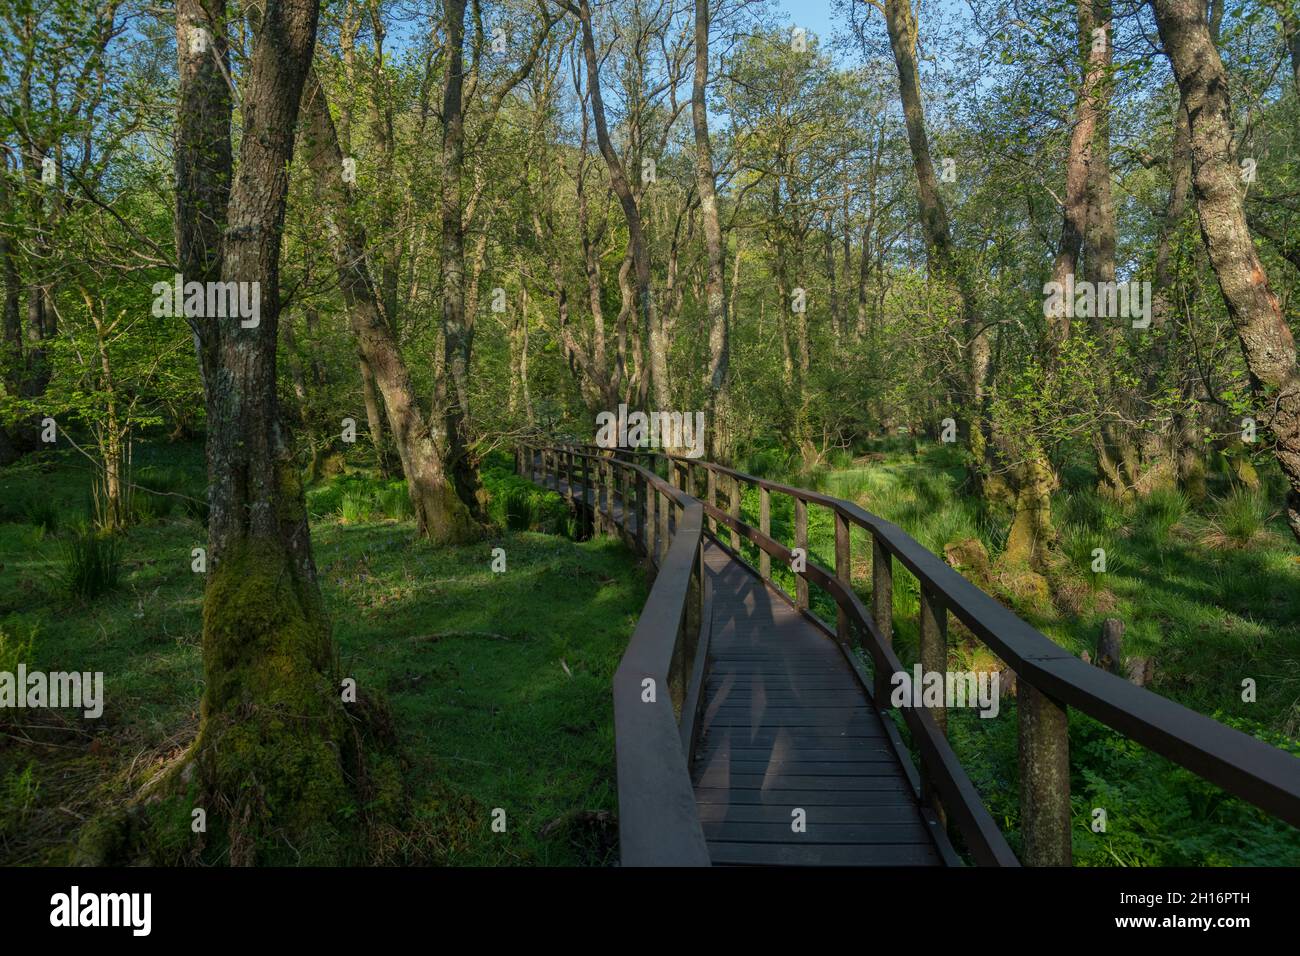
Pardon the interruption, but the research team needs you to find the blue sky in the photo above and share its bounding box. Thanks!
[772,0,840,42]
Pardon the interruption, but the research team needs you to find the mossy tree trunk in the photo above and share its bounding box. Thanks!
[1151,0,1300,543]
[436,0,488,525]
[173,0,369,864]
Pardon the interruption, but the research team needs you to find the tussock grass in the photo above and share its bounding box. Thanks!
[1204,486,1270,549]
[61,525,122,601]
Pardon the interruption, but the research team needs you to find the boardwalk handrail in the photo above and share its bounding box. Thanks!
[517,443,711,866]
[564,443,1300,865]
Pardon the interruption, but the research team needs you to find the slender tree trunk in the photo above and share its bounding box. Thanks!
[0,155,22,463]
[299,67,478,543]
[693,0,730,460]
[1151,0,1300,542]
[880,0,991,489]
[358,354,393,476]
[577,0,669,412]
[437,0,486,522]
[1267,0,1300,92]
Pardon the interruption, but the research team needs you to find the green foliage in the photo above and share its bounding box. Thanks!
[1136,487,1189,545]
[307,474,413,523]
[61,526,122,601]
[21,496,59,534]
[338,491,372,523]
[377,484,414,520]
[480,461,569,534]
[0,763,40,840]
[133,465,189,519]
[1058,522,1117,588]
[1068,712,1300,866]
[0,624,34,675]
[1210,486,1269,548]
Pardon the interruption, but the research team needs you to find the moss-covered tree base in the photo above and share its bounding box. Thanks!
[80,540,405,866]
[413,475,482,546]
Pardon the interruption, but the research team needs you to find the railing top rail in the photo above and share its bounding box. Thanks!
[552,442,1300,828]
[532,444,693,510]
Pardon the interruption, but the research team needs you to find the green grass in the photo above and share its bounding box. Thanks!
[60,525,123,601]
[0,445,644,866]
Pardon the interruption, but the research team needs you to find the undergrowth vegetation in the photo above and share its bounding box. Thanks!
[0,444,639,865]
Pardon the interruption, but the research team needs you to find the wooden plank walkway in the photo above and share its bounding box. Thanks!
[693,541,943,866]
[536,463,947,866]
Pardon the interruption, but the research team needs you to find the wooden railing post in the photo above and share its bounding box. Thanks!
[872,533,894,704]
[834,509,850,644]
[644,479,657,567]
[759,485,771,581]
[604,458,615,532]
[917,587,949,831]
[706,468,717,536]
[1020,683,1072,866]
[616,464,627,536]
[635,469,647,554]
[795,497,809,611]
[728,477,741,550]
[580,453,591,536]
[658,487,670,566]
[919,587,948,737]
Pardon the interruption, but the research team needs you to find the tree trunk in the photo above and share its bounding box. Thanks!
[880,0,991,490]
[299,67,479,543]
[358,354,393,476]
[693,0,730,459]
[437,0,486,523]
[577,0,669,412]
[170,0,377,865]
[1151,0,1300,543]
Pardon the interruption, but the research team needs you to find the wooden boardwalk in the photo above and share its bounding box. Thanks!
[538,465,948,865]
[525,444,1300,867]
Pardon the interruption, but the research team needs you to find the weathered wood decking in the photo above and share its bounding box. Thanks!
[693,541,945,865]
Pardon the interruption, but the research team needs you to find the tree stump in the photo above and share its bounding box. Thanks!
[1097,618,1124,675]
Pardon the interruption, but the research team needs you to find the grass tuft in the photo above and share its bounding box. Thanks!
[61,525,123,601]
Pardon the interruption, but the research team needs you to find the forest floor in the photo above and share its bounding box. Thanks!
[0,443,644,865]
[3,438,1299,865]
